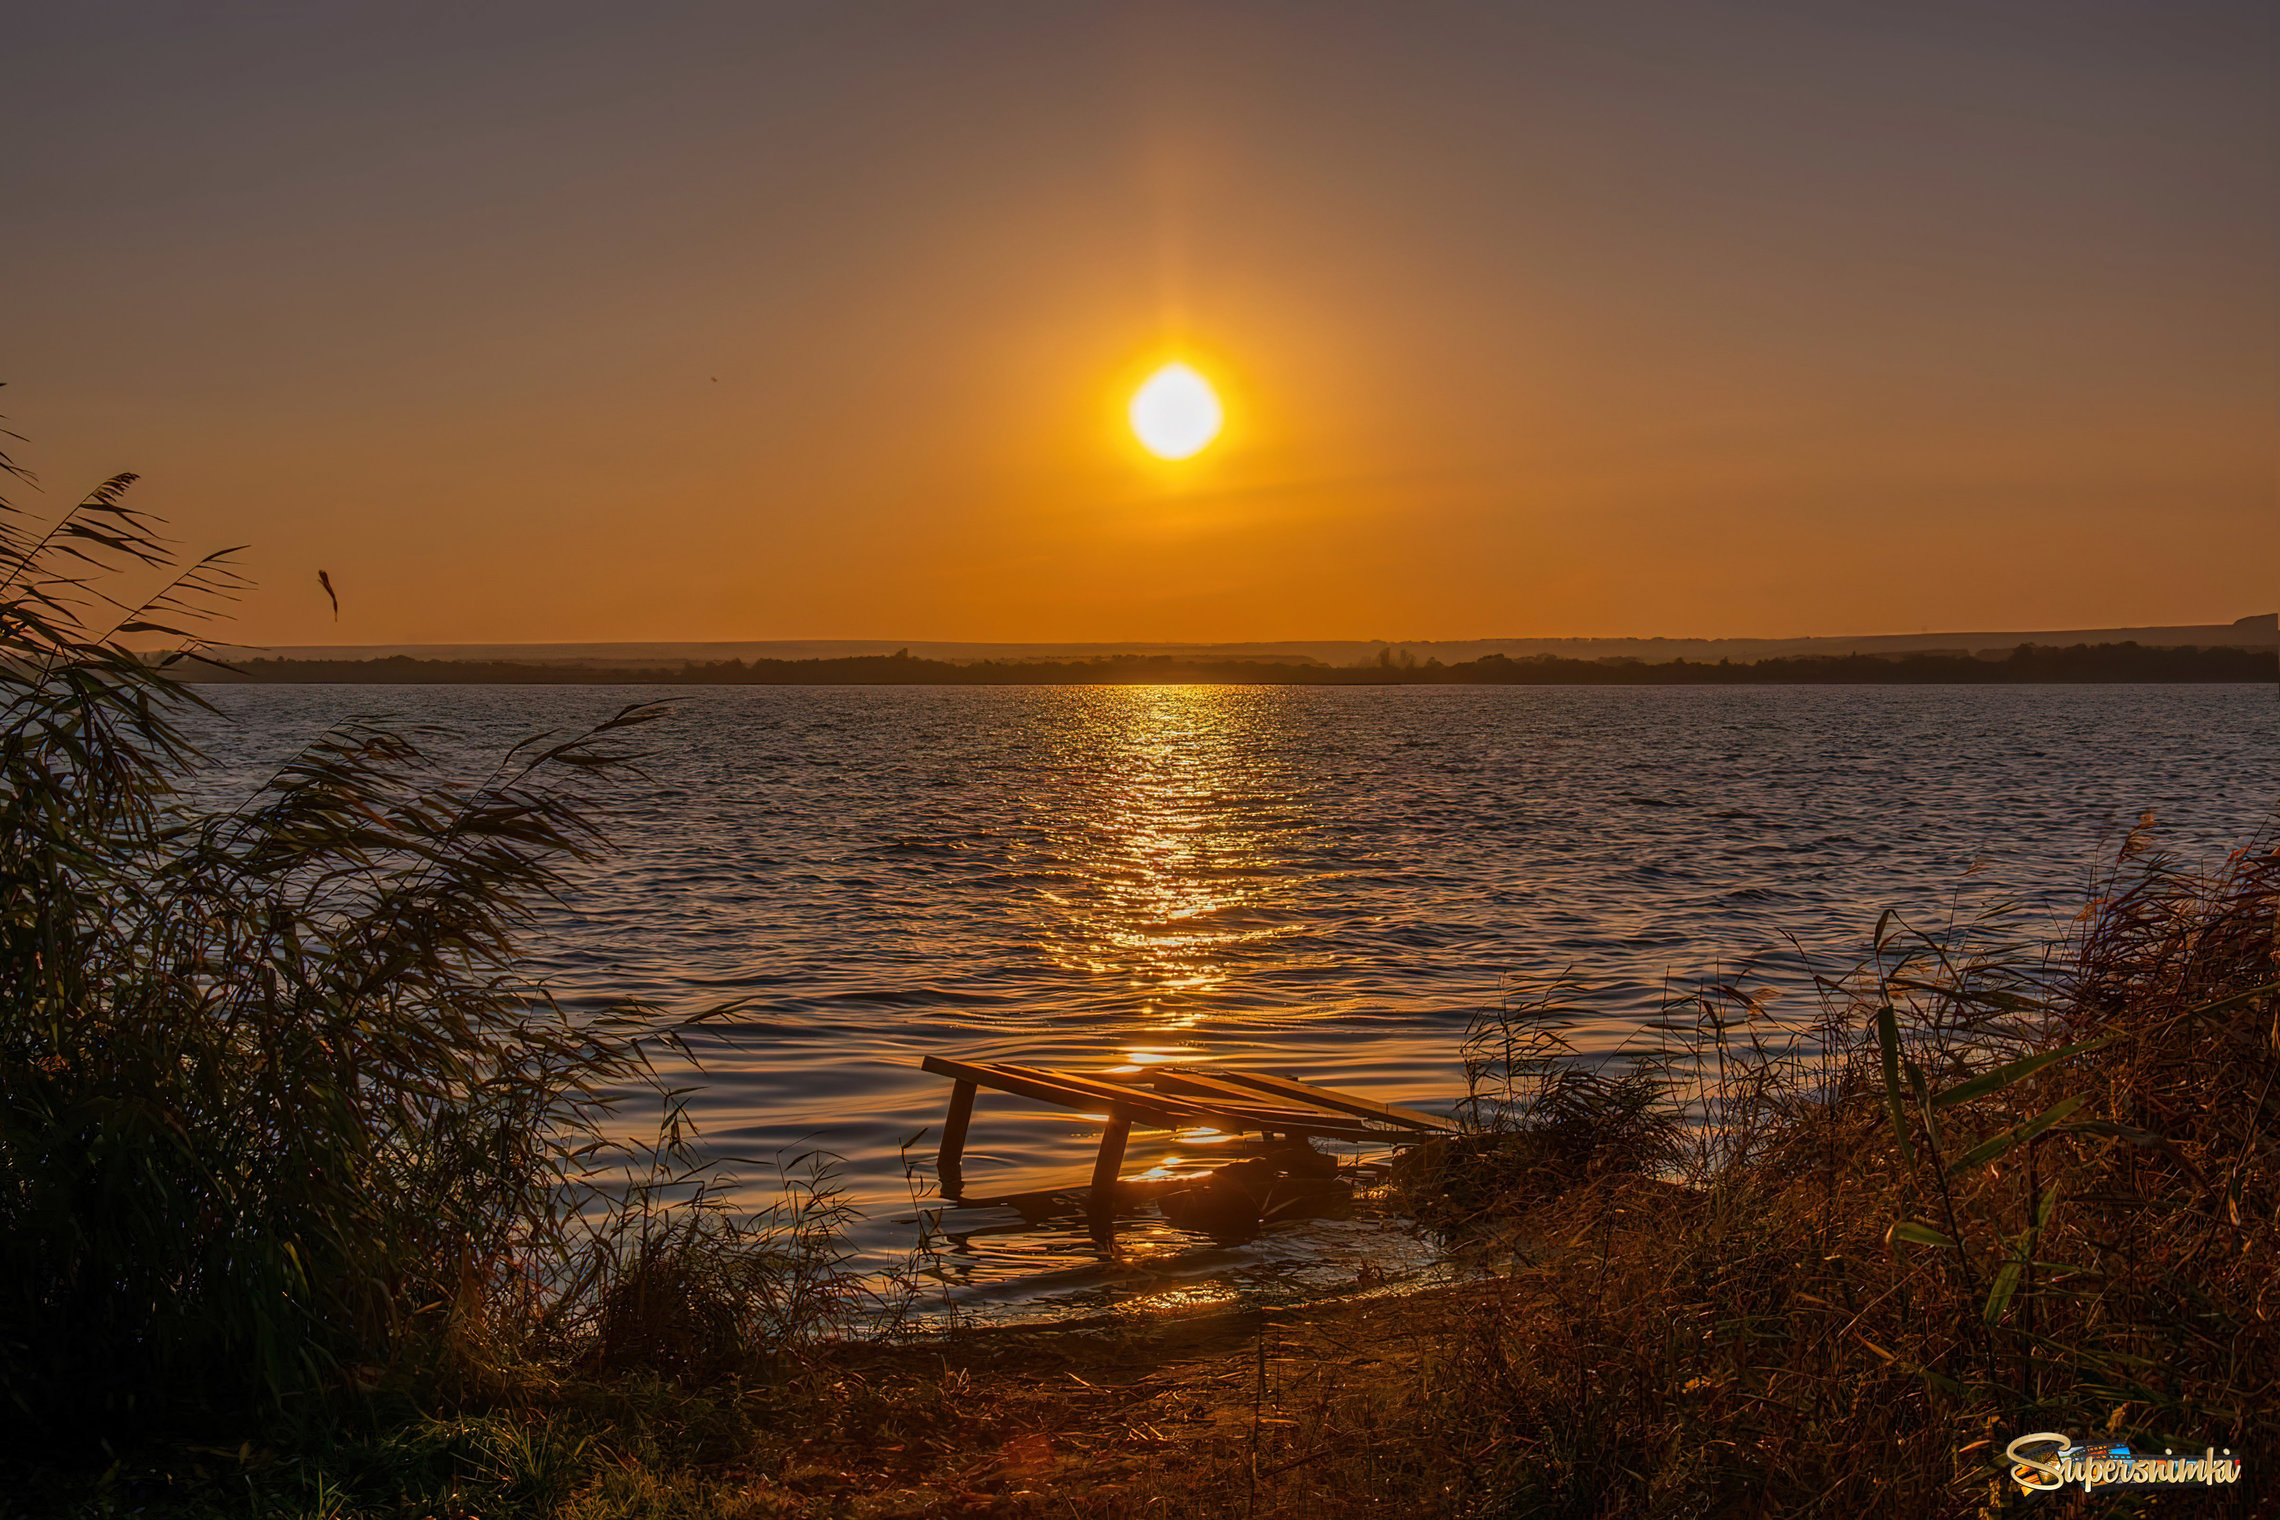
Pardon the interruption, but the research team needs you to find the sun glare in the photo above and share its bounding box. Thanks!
[1129,363,1223,460]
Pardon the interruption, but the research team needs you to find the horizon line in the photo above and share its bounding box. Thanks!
[200,614,2278,658]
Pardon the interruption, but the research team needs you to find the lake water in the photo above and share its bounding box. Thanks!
[179,683,2276,1322]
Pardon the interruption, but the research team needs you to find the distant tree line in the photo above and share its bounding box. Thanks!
[181,641,2276,685]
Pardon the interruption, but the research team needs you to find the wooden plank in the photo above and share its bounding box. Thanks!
[1138,1070,1387,1140]
[1143,1069,1382,1123]
[919,1054,1196,1128]
[1091,1115,1131,1198]
[975,1061,1218,1127]
[1165,1066,1455,1133]
[988,1062,1204,1109]
[987,1063,1367,1138]
[937,1079,977,1176]
[1011,1066,1378,1140]
[917,1053,1441,1145]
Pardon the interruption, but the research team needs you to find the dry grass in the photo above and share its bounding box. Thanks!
[1386,816,2280,1517]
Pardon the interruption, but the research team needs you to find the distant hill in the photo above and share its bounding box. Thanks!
[193,616,2278,671]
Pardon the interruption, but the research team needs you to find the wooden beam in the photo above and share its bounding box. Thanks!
[1091,1114,1132,1200]
[937,1079,977,1191]
[919,1055,1400,1140]
[1165,1067,1455,1133]
[988,1062,1216,1121]
[1144,1067,1346,1113]
[985,1062,1353,1136]
[921,1054,1197,1129]
[1142,1071,1386,1140]
[984,1066,1331,1134]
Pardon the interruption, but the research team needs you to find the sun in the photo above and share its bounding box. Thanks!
[1129,362,1223,460]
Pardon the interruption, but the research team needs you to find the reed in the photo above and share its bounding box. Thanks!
[0,425,858,1448]
[1396,813,2279,1516]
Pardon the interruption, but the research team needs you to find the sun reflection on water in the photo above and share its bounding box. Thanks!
[1031,687,1316,1022]
[1116,1286,1242,1317]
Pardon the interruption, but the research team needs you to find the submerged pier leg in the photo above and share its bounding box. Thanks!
[1091,1114,1132,1203]
[937,1080,977,1196]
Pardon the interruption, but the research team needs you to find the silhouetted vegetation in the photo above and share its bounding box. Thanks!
[188,641,2275,686]
[0,428,861,1474]
[1381,816,2278,1515]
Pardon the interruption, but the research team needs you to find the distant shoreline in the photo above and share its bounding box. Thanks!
[185,616,2280,672]
[182,641,2277,686]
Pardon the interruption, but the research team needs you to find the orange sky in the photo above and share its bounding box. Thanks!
[4,2,2272,646]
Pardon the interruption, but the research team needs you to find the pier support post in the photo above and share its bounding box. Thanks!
[937,1080,977,1196]
[1091,1113,1131,1204]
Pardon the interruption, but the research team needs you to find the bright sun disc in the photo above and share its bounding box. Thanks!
[1129,363,1223,459]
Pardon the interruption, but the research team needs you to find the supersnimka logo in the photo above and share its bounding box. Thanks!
[2003,1432,2242,1494]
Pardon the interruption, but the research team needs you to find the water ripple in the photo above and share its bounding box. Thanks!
[177,683,2277,1320]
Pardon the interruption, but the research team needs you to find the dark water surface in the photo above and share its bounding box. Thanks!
[180,684,2276,1320]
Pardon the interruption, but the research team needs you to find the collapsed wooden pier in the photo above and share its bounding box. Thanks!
[920,1053,1454,1202]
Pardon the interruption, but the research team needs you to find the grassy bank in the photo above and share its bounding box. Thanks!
[4,1286,1483,1519]
[1391,814,2278,1516]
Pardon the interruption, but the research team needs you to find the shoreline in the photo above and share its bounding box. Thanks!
[178,640,2277,687]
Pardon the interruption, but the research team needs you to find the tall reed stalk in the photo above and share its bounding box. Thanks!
[1410,816,2278,1515]
[0,419,767,1440]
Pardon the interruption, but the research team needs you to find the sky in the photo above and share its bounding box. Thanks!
[3,1,2272,646]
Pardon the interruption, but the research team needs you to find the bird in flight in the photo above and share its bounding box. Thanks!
[317,569,339,620]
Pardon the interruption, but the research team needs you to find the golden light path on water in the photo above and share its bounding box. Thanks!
[1037,687,1301,1006]
[165,684,2280,1325]
[1007,689,1353,1290]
